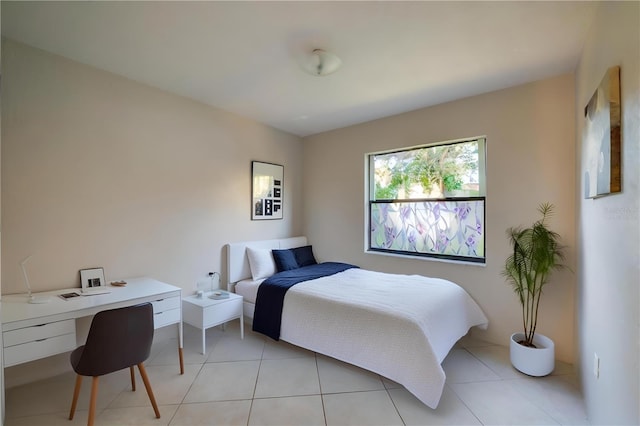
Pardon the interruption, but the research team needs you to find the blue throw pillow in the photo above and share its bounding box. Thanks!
[293,245,317,267]
[272,249,299,272]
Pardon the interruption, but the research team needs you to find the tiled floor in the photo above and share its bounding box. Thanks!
[4,321,589,425]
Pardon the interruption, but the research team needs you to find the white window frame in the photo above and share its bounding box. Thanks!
[364,137,487,264]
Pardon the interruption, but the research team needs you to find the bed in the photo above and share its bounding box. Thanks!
[226,236,488,408]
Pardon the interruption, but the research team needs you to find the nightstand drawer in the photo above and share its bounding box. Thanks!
[202,298,243,328]
[4,332,76,367]
[3,319,75,347]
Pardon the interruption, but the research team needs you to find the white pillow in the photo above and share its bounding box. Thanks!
[246,247,276,280]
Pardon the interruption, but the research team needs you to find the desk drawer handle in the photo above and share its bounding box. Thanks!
[154,312,163,315]
[155,299,164,302]
[35,324,47,327]
[35,338,48,342]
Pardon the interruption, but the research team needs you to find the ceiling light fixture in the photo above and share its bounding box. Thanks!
[299,49,342,77]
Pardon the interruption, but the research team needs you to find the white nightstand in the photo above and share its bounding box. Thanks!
[182,291,244,354]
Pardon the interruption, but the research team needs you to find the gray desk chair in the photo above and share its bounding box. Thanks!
[68,303,160,426]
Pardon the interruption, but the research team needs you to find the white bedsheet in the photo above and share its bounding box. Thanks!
[278,268,488,408]
[235,278,263,304]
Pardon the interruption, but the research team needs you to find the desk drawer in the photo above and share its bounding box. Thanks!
[3,319,76,348]
[151,296,180,313]
[153,308,180,329]
[4,332,76,367]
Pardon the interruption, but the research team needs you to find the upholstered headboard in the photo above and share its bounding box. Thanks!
[226,236,307,285]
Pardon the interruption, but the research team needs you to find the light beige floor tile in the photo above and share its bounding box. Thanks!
[450,380,560,425]
[467,344,524,379]
[468,344,576,380]
[206,333,265,362]
[254,358,321,398]
[216,318,244,334]
[262,339,315,360]
[183,360,260,403]
[170,400,252,426]
[551,359,575,376]
[323,390,404,426]
[4,410,88,426]
[442,349,501,383]
[6,370,129,418]
[5,374,74,418]
[249,395,325,426]
[381,376,403,390]
[457,333,495,348]
[95,404,178,425]
[507,375,589,425]
[147,333,175,363]
[147,336,192,367]
[109,364,201,407]
[150,327,223,365]
[4,323,590,426]
[317,355,385,394]
[199,319,245,345]
[72,369,134,408]
[560,373,581,387]
[389,386,481,425]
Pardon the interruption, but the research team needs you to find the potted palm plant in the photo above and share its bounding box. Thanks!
[503,202,565,376]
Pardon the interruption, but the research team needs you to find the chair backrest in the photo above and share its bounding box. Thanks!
[73,302,154,377]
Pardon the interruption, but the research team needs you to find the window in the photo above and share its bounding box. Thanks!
[367,137,486,263]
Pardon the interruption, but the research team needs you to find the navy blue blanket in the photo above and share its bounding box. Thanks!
[252,262,358,340]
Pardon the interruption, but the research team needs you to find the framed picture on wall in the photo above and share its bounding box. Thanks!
[583,65,621,199]
[252,161,283,220]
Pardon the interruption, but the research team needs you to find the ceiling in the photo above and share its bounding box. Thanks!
[2,1,598,137]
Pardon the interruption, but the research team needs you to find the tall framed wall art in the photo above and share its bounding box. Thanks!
[583,66,621,199]
[251,161,283,220]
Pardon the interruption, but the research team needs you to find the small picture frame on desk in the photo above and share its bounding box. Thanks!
[80,267,107,293]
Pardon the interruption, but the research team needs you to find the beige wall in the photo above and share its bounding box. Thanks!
[303,74,577,362]
[575,2,639,424]
[1,38,305,386]
[0,7,4,419]
[1,38,303,295]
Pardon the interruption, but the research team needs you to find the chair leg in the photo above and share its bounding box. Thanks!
[69,374,83,420]
[137,363,161,418]
[88,376,99,426]
[130,366,136,391]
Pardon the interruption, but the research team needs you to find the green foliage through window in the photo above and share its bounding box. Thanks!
[368,138,486,263]
[373,139,481,200]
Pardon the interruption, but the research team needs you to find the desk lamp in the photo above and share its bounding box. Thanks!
[20,255,51,304]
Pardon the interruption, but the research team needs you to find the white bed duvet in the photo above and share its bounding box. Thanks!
[277,268,488,408]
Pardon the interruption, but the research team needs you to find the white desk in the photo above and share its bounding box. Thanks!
[1,277,184,373]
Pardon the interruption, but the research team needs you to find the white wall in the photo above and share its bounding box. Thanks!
[303,74,577,362]
[575,2,639,424]
[1,39,304,386]
[0,7,5,420]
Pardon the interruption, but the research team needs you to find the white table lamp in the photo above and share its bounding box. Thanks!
[20,255,51,304]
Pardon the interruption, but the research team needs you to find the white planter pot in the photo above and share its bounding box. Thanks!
[510,332,555,376]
